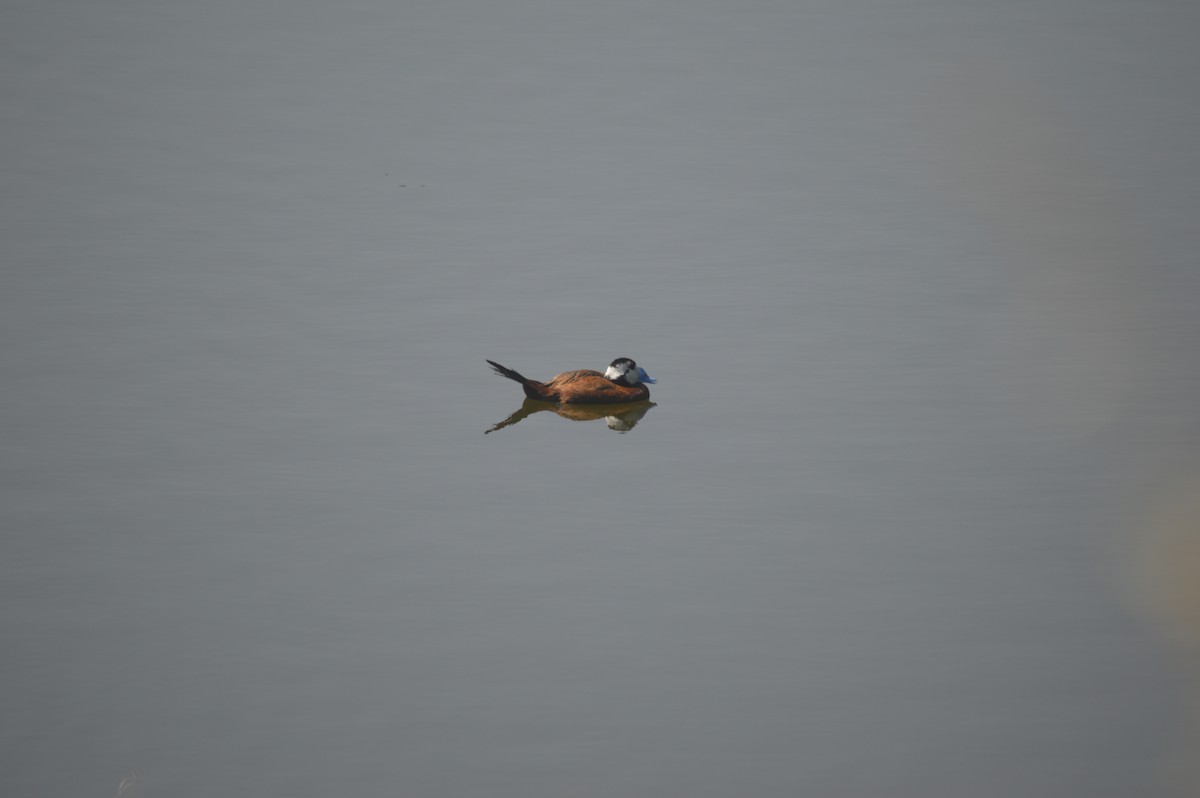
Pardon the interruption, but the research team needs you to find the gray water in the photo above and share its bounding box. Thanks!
[4,1,1200,796]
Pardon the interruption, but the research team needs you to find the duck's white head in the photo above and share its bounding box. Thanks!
[604,357,656,386]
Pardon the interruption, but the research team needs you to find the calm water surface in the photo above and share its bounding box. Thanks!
[4,1,1200,796]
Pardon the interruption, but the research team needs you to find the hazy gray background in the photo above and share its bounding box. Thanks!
[3,0,1200,796]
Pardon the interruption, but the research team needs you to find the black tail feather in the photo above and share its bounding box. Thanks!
[486,360,529,385]
[487,360,549,401]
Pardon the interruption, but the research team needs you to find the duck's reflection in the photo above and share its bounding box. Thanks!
[1129,476,1200,795]
[485,398,656,434]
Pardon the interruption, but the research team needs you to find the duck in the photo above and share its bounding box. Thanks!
[486,357,655,404]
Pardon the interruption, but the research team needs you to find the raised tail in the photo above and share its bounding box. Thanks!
[486,360,529,384]
[486,360,547,400]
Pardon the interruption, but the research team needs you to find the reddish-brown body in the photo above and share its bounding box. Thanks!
[487,360,652,404]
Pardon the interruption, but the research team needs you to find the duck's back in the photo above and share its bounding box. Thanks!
[545,369,604,387]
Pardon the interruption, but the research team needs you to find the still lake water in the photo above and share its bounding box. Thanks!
[4,0,1200,796]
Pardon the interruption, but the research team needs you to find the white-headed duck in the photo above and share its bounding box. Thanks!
[486,357,655,404]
